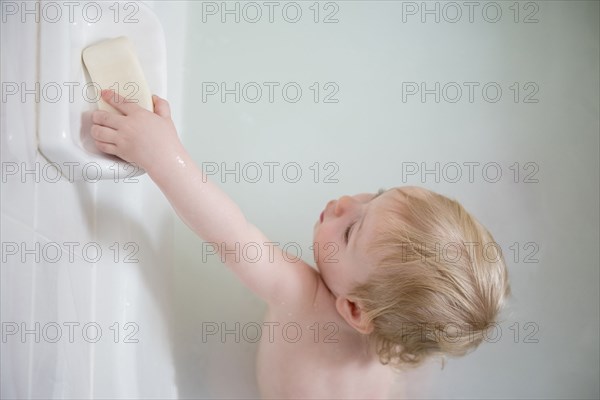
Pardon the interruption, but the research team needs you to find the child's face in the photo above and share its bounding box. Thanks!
[312,188,395,296]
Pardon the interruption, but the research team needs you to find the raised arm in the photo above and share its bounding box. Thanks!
[91,90,317,306]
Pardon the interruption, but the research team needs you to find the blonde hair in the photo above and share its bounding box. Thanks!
[350,187,510,368]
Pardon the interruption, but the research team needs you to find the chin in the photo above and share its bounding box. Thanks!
[312,250,320,269]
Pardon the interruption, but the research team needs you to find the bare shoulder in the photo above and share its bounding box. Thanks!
[269,263,340,323]
[266,256,325,310]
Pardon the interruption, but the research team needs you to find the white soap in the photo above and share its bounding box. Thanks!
[82,36,153,114]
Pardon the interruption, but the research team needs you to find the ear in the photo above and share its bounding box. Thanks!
[335,296,374,335]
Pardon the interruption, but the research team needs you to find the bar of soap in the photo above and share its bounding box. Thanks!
[82,36,153,114]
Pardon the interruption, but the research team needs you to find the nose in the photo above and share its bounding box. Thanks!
[334,195,356,217]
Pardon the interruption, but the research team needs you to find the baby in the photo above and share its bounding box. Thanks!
[91,90,510,399]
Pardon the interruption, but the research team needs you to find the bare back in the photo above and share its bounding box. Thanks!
[256,264,394,399]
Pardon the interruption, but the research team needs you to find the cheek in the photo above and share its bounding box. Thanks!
[314,225,339,253]
[316,250,351,296]
[315,246,345,282]
[313,227,338,266]
[315,241,339,268]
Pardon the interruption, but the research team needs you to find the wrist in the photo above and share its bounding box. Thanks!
[143,141,189,180]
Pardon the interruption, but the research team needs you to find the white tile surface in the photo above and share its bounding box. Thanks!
[1,214,36,399]
[2,1,181,398]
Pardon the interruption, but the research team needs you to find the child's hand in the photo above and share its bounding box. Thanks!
[91,89,181,172]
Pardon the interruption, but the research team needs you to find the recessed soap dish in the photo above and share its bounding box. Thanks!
[37,1,167,181]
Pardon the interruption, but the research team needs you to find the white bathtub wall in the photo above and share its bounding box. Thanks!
[1,7,38,397]
[173,1,599,399]
[1,1,187,398]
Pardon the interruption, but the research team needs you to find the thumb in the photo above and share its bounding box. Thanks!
[153,95,171,118]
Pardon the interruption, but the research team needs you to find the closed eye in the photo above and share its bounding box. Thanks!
[343,188,385,245]
[344,224,354,243]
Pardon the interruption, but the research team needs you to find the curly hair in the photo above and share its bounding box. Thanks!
[350,187,510,368]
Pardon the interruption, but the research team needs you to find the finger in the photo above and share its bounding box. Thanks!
[91,124,118,144]
[153,95,171,118]
[92,110,126,129]
[94,140,118,156]
[101,89,141,116]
